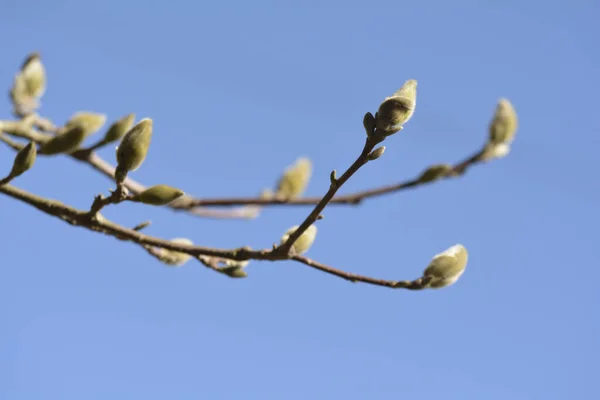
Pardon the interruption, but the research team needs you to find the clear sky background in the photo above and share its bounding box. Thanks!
[1,1,599,399]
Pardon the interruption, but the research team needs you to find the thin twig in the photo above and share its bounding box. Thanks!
[275,136,379,255]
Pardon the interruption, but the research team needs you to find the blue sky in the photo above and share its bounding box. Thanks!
[1,1,599,399]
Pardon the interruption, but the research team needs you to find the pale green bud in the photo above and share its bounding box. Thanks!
[423,244,468,288]
[102,113,136,144]
[158,238,194,267]
[9,141,37,178]
[280,224,318,255]
[489,98,518,145]
[275,157,313,198]
[480,142,511,162]
[19,52,46,99]
[367,146,386,161]
[220,266,248,278]
[133,185,185,206]
[375,79,417,136]
[418,164,453,183]
[116,118,153,173]
[65,111,107,137]
[363,112,376,137]
[39,123,87,155]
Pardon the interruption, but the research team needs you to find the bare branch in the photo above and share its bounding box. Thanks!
[0,181,426,289]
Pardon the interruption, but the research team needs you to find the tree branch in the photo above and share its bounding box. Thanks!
[0,181,426,289]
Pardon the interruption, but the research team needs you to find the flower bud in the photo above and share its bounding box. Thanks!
[280,224,318,255]
[39,123,87,155]
[488,98,517,146]
[418,164,452,183]
[275,157,312,198]
[220,266,248,278]
[133,185,185,206]
[65,111,107,137]
[481,142,511,162]
[367,146,386,161]
[19,52,46,99]
[116,118,153,173]
[363,112,376,137]
[102,113,136,144]
[375,79,417,136]
[9,141,37,178]
[422,244,468,288]
[158,238,194,267]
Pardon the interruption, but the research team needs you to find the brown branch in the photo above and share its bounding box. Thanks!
[275,136,379,255]
[175,148,486,208]
[0,181,426,289]
[0,132,24,151]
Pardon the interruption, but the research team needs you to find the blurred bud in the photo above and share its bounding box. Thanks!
[19,52,46,99]
[375,79,417,136]
[260,188,274,199]
[9,141,37,178]
[280,224,318,255]
[418,164,453,183]
[488,98,518,146]
[422,244,468,289]
[481,142,511,162]
[220,266,248,278]
[275,157,312,198]
[363,112,376,137]
[116,118,153,173]
[133,185,185,206]
[65,111,107,137]
[102,113,136,144]
[39,123,87,155]
[367,146,386,161]
[158,238,194,267]
[225,259,250,267]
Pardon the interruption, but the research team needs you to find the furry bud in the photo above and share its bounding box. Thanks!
[39,123,87,155]
[9,141,37,178]
[280,224,318,255]
[375,79,417,136]
[275,157,312,198]
[133,185,185,206]
[116,118,153,173]
[423,244,468,288]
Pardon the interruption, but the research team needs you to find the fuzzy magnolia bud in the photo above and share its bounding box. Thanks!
[9,141,37,178]
[65,111,107,137]
[423,244,468,289]
[481,142,511,162]
[116,118,153,174]
[39,123,87,155]
[418,164,453,183]
[220,266,248,278]
[280,224,318,255]
[102,113,136,144]
[367,146,386,161]
[489,98,518,146]
[19,52,46,99]
[158,238,194,267]
[275,157,313,198]
[133,185,185,206]
[375,79,417,136]
[363,112,376,137]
